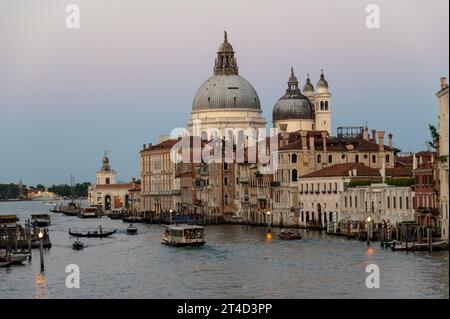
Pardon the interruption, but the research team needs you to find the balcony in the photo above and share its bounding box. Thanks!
[271,181,280,187]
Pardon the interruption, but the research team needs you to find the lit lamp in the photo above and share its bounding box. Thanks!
[267,211,272,233]
[169,209,173,225]
[38,230,44,271]
[366,217,371,246]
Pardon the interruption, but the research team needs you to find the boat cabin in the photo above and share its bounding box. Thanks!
[162,224,205,247]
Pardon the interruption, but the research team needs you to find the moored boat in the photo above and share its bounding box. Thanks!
[69,227,116,238]
[122,215,144,223]
[278,229,302,240]
[162,224,206,247]
[127,224,138,235]
[31,214,51,227]
[77,207,98,218]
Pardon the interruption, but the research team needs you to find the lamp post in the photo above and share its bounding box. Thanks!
[267,211,271,233]
[38,229,44,272]
[169,209,173,225]
[366,217,371,246]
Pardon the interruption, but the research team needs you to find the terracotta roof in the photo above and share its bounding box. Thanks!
[301,163,380,178]
[300,163,412,179]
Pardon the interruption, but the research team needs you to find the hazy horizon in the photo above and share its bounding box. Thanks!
[0,0,449,186]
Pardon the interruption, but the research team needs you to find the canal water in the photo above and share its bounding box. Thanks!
[1,201,448,299]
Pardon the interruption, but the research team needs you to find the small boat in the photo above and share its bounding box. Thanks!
[77,207,98,219]
[127,224,138,235]
[72,240,84,250]
[0,252,29,264]
[69,228,116,238]
[392,240,449,252]
[0,261,13,267]
[278,229,302,240]
[162,224,206,247]
[31,214,51,227]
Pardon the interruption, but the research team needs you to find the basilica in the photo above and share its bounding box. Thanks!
[188,32,331,139]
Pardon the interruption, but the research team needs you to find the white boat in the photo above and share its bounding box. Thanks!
[31,189,59,201]
[31,213,51,226]
[77,207,98,218]
[162,224,206,247]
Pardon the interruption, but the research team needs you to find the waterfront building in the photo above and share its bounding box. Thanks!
[140,137,180,214]
[297,163,413,230]
[188,32,267,140]
[88,154,137,210]
[437,77,449,240]
[270,127,399,226]
[412,151,440,228]
[273,68,332,134]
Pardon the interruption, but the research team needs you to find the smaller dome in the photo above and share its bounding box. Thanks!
[316,70,329,88]
[303,75,314,92]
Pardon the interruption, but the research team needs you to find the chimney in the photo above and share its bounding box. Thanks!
[441,77,447,90]
[388,133,393,147]
[371,129,376,143]
[300,131,308,150]
[377,131,385,151]
[363,126,369,140]
[309,135,315,151]
[321,131,328,152]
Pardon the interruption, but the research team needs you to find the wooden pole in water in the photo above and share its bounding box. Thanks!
[427,227,432,251]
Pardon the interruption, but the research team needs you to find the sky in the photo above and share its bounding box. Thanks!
[0,0,448,186]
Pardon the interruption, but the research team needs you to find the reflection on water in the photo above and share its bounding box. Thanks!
[0,201,449,299]
[34,272,49,299]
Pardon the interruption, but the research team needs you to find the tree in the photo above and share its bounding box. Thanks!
[427,124,439,151]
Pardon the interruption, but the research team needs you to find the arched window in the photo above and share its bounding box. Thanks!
[224,193,229,205]
[372,155,376,163]
[355,155,359,163]
[105,178,110,185]
[224,177,228,186]
[291,154,297,163]
[320,101,324,110]
[317,154,322,163]
[328,155,333,163]
[386,154,390,163]
[325,101,329,111]
[292,169,298,182]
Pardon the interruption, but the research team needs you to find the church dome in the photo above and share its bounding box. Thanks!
[303,75,314,92]
[192,32,261,111]
[273,68,315,121]
[193,75,261,111]
[316,70,329,89]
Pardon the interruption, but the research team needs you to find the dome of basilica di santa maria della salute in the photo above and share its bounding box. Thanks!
[192,32,261,112]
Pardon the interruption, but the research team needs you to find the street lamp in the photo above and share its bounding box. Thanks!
[267,211,271,233]
[366,217,371,246]
[38,229,44,272]
[169,209,173,225]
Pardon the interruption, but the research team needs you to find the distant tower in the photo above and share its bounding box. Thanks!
[96,152,116,185]
[314,70,332,134]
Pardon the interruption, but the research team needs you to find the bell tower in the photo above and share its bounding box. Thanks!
[96,152,116,185]
[314,70,332,134]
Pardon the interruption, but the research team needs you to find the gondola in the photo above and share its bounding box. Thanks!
[69,228,116,238]
[278,229,302,240]
[49,208,61,213]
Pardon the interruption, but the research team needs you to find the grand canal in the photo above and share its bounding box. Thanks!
[1,201,448,299]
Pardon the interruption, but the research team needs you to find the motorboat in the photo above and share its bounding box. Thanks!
[72,240,84,250]
[162,224,205,247]
[31,214,51,227]
[127,224,138,235]
[77,207,98,218]
[278,229,302,240]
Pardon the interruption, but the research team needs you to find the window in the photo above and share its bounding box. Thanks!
[355,155,359,163]
[325,101,329,111]
[292,169,298,182]
[386,154,390,163]
[350,196,352,208]
[223,162,229,171]
[355,196,358,208]
[406,197,409,209]
[224,177,228,186]
[320,101,324,110]
[224,193,229,205]
[387,196,390,209]
[393,196,396,209]
[328,155,333,163]
[399,197,403,209]
[317,154,322,163]
[372,155,376,163]
[345,196,347,208]
[106,178,110,185]
[291,154,297,163]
